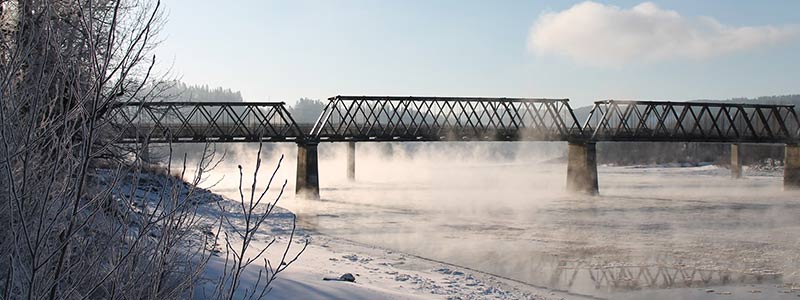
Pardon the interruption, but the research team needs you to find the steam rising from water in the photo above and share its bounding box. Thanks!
[169,142,800,299]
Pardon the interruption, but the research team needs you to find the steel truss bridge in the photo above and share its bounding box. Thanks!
[109,96,800,197]
[112,96,800,144]
[111,101,305,144]
[585,100,800,143]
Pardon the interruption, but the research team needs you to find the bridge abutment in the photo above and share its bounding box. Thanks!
[347,142,356,181]
[731,144,743,179]
[566,142,599,195]
[785,144,800,190]
[296,142,320,199]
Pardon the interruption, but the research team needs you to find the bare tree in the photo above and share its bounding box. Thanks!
[1,1,306,298]
[207,144,308,300]
[1,0,196,298]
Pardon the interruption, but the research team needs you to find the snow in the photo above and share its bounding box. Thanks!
[195,205,567,300]
[103,158,800,300]
[275,161,800,300]
[99,168,568,299]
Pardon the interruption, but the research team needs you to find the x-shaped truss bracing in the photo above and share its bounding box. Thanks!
[550,259,779,291]
[584,100,800,143]
[309,96,584,142]
[110,102,304,143]
[108,98,800,145]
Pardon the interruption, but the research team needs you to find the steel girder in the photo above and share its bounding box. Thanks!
[110,102,304,143]
[309,96,584,142]
[584,100,800,143]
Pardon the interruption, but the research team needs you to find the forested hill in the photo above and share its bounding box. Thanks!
[160,81,244,102]
[694,94,800,106]
[154,82,328,123]
[287,98,327,123]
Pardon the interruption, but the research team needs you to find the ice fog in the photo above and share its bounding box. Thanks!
[166,142,800,299]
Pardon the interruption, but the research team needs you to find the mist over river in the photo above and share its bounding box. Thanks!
[174,142,800,300]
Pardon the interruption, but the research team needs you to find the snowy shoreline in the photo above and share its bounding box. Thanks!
[112,163,797,299]
[99,167,582,299]
[234,205,579,300]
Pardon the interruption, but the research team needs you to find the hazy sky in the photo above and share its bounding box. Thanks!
[155,1,800,107]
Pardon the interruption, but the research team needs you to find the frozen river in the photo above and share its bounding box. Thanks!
[198,143,800,299]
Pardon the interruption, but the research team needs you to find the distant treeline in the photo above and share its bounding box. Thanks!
[287,98,326,123]
[158,81,244,103]
[698,94,800,106]
[596,142,784,166]
[156,82,326,123]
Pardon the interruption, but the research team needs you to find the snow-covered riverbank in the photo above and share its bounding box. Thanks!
[211,205,575,300]
[105,168,573,299]
[275,163,800,300]
[153,145,800,299]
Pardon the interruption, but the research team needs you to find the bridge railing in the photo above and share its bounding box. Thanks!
[309,96,584,142]
[583,100,800,143]
[109,102,305,143]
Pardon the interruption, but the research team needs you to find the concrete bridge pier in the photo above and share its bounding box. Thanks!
[346,142,356,181]
[731,143,743,179]
[566,142,599,195]
[296,142,320,199]
[785,144,800,190]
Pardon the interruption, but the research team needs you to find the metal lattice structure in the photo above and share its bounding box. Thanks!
[111,102,305,143]
[309,96,584,142]
[549,259,780,291]
[584,100,800,143]
[110,98,800,145]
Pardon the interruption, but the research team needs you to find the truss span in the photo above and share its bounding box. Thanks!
[584,100,800,143]
[110,98,800,145]
[110,102,304,144]
[309,96,585,142]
